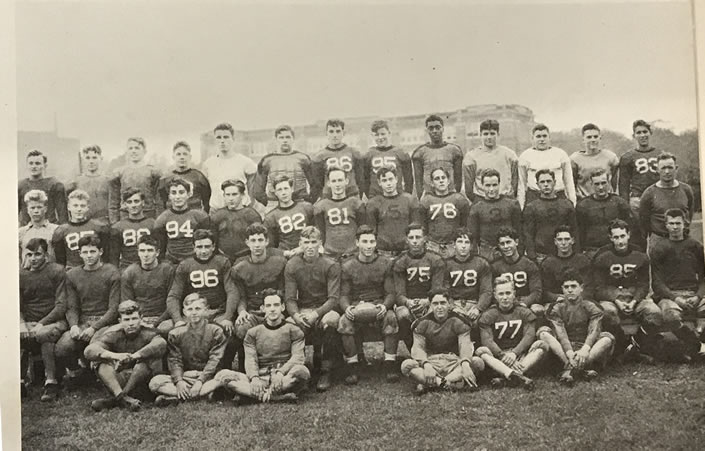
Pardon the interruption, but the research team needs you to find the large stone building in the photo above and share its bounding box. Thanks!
[200,104,536,163]
[17,130,81,182]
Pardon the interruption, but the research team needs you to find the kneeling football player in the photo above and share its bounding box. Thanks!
[476,277,546,390]
[84,300,167,412]
[216,290,310,403]
[149,293,227,406]
[401,291,484,394]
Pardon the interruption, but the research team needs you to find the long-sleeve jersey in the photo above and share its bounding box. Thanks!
[121,261,174,319]
[522,197,578,258]
[576,194,631,249]
[540,252,592,304]
[19,262,66,324]
[366,193,422,252]
[650,237,705,299]
[463,145,518,201]
[639,182,694,237]
[284,254,340,317]
[52,219,111,269]
[361,146,414,198]
[64,263,120,329]
[491,256,542,307]
[231,254,287,313]
[420,192,471,244]
[109,164,162,223]
[569,149,619,199]
[393,250,446,303]
[158,167,211,213]
[153,207,211,264]
[618,147,660,199]
[18,176,67,225]
[548,299,602,349]
[244,321,305,377]
[591,247,650,302]
[411,315,473,358]
[467,196,522,248]
[517,147,576,208]
[313,196,366,255]
[66,174,111,224]
[411,142,464,198]
[166,323,227,383]
[340,255,395,309]
[166,255,236,322]
[210,206,262,261]
[444,255,493,310]
[263,202,314,251]
[255,151,313,205]
[310,145,364,201]
[479,305,537,356]
[84,324,166,362]
[110,217,155,269]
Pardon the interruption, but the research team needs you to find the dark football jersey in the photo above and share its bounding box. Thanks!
[311,145,364,200]
[413,315,471,356]
[109,165,162,222]
[618,147,660,199]
[256,151,312,204]
[18,177,68,225]
[548,299,602,345]
[444,255,493,309]
[592,247,650,302]
[66,174,111,224]
[64,263,121,329]
[420,192,471,244]
[166,255,235,320]
[491,256,542,306]
[639,183,694,236]
[284,254,341,312]
[366,193,422,252]
[479,305,536,351]
[650,238,705,297]
[264,201,314,251]
[231,254,287,312]
[313,196,366,255]
[340,255,395,307]
[522,197,577,257]
[210,207,261,261]
[411,142,463,197]
[576,194,631,249]
[110,217,155,269]
[393,250,446,301]
[362,146,413,198]
[20,262,66,323]
[121,261,174,318]
[154,208,210,263]
[158,168,212,212]
[52,219,111,269]
[467,196,522,248]
[540,253,592,303]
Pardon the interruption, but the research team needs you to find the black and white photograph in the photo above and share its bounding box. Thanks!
[6,0,705,449]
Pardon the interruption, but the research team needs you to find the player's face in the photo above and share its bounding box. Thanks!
[561,280,583,301]
[273,181,293,204]
[223,186,244,209]
[326,125,345,147]
[68,198,89,222]
[247,233,268,257]
[169,185,190,209]
[27,156,46,178]
[454,235,473,258]
[426,121,444,142]
[263,295,285,322]
[481,129,498,148]
[357,233,377,257]
[430,294,450,322]
[482,176,500,199]
[137,243,159,267]
[497,236,519,259]
[183,300,207,324]
[26,201,48,222]
[609,227,630,251]
[215,129,234,154]
[657,158,677,184]
[582,129,601,152]
[372,127,390,147]
[194,238,215,261]
[26,247,47,271]
[431,169,449,194]
[379,172,398,195]
[328,170,348,197]
[532,129,550,150]
[591,174,610,198]
[494,282,516,312]
[406,228,426,253]
[554,231,574,255]
[665,215,685,239]
[276,131,294,152]
[300,236,321,260]
[119,311,142,336]
[633,125,651,148]
[79,244,103,267]
[124,193,144,216]
[127,140,146,163]
[173,146,191,169]
[82,151,102,172]
[537,174,555,196]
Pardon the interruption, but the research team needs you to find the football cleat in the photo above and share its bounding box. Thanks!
[316,373,331,392]
[559,370,575,387]
[154,395,180,407]
[344,363,360,385]
[414,384,428,395]
[118,395,142,412]
[40,383,59,402]
[384,360,400,383]
[490,377,505,388]
[270,393,298,404]
[582,370,599,381]
[90,397,118,412]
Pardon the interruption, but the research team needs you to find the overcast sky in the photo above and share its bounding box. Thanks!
[15,1,698,161]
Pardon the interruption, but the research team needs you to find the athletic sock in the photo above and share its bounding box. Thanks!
[383,353,396,361]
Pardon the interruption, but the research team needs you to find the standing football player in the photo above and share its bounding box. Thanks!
[362,120,413,199]
[263,176,314,258]
[570,124,619,200]
[66,145,111,225]
[210,179,262,262]
[463,119,518,202]
[18,149,67,225]
[412,114,463,199]
[540,226,591,305]
[110,188,155,270]
[310,119,364,201]
[420,168,470,258]
[491,227,543,315]
[19,190,58,268]
[158,141,211,212]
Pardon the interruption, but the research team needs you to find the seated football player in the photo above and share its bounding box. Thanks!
[210,179,262,262]
[120,235,175,335]
[20,238,68,401]
[149,293,227,406]
[540,225,591,304]
[542,269,615,385]
[55,235,120,388]
[84,300,167,412]
[420,167,470,259]
[651,209,705,359]
[19,189,58,269]
[338,225,399,384]
[284,226,341,391]
[444,228,493,325]
[110,187,156,270]
[264,175,314,258]
[216,290,310,403]
[491,227,543,315]
[401,291,484,394]
[476,277,546,390]
[394,223,446,351]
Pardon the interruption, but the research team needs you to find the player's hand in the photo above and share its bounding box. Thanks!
[345,306,356,322]
[216,318,234,335]
[251,377,267,401]
[176,381,191,400]
[270,371,284,394]
[291,313,309,330]
[575,348,589,370]
[261,387,272,403]
[501,352,517,367]
[376,304,387,320]
[423,363,437,387]
[70,325,81,339]
[467,306,481,321]
[566,350,577,368]
[674,296,689,309]
[235,311,252,326]
[112,352,133,364]
[189,380,203,398]
[301,311,319,328]
[79,326,96,341]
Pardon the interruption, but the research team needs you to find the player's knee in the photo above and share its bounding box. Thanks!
[475,346,491,357]
[157,320,174,338]
[469,356,485,373]
[599,331,616,345]
[235,325,250,340]
[214,369,242,385]
[530,304,545,316]
[289,364,311,382]
[382,311,399,336]
[148,374,171,393]
[35,326,62,344]
[530,339,549,353]
[536,326,553,338]
[336,316,355,335]
[54,332,75,358]
[639,300,664,326]
[400,358,419,376]
[321,311,340,329]
[395,306,412,322]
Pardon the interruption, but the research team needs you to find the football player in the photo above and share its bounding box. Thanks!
[158,141,211,212]
[84,300,167,412]
[401,291,484,394]
[18,149,67,225]
[361,120,413,199]
[66,145,111,225]
[310,119,364,201]
[19,190,58,268]
[263,175,314,258]
[491,227,543,315]
[420,167,470,258]
[412,114,463,199]
[540,225,591,304]
[210,179,262,261]
[110,188,155,270]
[569,124,619,200]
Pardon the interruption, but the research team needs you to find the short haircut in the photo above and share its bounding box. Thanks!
[532,123,549,134]
[326,164,347,180]
[608,219,630,235]
[299,225,322,241]
[665,208,685,220]
[193,229,215,244]
[657,151,677,164]
[496,226,519,243]
[261,287,280,299]
[127,137,146,148]
[245,222,268,239]
[494,276,515,290]
[553,224,574,239]
[425,114,444,126]
[221,179,246,193]
[589,168,608,181]
[137,234,159,249]
[173,141,191,152]
[272,175,294,189]
[118,300,141,317]
[78,235,102,250]
[183,292,207,308]
[480,168,501,184]
[431,167,450,179]
[214,123,235,136]
[632,119,651,133]
[405,222,425,236]
[430,289,449,300]
[370,120,389,133]
[376,165,397,181]
[26,149,47,163]
[356,224,376,239]
[581,123,601,134]
[24,189,48,205]
[479,119,499,133]
[453,227,473,243]
[26,238,48,253]
[274,125,295,138]
[122,187,145,202]
[68,189,90,203]
[167,177,191,192]
[82,145,102,156]
[559,268,584,286]
[535,168,555,182]
[326,119,345,130]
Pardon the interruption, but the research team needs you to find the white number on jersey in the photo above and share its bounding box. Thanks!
[609,263,637,279]
[326,156,353,172]
[371,156,397,173]
[65,230,96,251]
[500,271,528,288]
[166,220,193,239]
[327,207,350,226]
[190,269,219,288]
[449,269,477,287]
[494,320,522,340]
[634,157,657,175]
[278,213,306,234]
[429,203,457,220]
[407,266,431,282]
[122,228,151,246]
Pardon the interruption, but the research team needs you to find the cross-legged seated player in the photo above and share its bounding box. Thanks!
[149,293,227,406]
[542,269,615,385]
[401,291,484,394]
[476,277,546,390]
[84,301,167,412]
[338,225,400,384]
[216,290,310,403]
